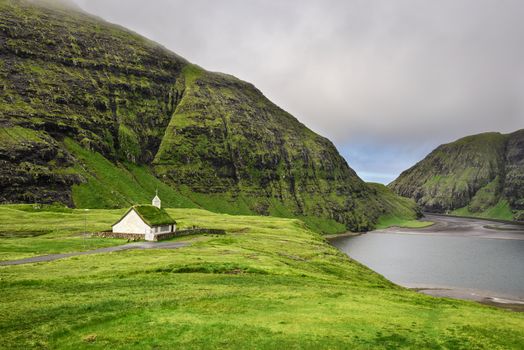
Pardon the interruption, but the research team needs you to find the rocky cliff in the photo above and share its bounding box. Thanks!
[0,0,418,232]
[389,130,524,221]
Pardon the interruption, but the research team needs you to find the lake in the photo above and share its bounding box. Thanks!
[331,214,524,300]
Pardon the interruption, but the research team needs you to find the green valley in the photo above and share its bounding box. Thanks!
[1,1,523,349]
[1,205,523,349]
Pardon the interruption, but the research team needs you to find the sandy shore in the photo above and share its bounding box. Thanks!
[373,213,524,240]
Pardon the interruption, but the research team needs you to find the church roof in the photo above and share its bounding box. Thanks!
[113,205,176,227]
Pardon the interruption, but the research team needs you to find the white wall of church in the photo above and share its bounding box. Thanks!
[112,209,151,234]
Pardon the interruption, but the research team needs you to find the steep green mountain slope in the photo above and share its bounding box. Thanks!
[0,0,417,232]
[390,130,524,220]
[366,183,429,228]
[0,0,188,206]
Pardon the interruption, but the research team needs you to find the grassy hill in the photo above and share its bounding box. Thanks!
[390,130,524,221]
[365,183,432,228]
[0,0,418,233]
[1,205,523,348]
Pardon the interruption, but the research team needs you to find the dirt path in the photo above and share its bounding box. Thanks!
[0,241,189,266]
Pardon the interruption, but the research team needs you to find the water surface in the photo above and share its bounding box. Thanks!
[331,215,524,298]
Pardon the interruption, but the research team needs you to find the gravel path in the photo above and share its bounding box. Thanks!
[0,241,189,266]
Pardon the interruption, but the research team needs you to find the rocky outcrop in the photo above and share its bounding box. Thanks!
[0,126,83,205]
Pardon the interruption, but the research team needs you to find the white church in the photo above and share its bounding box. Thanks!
[112,193,177,241]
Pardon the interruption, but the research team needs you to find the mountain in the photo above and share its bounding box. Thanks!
[390,130,524,221]
[0,0,418,233]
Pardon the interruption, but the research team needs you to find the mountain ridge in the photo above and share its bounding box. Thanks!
[389,129,524,221]
[0,0,418,232]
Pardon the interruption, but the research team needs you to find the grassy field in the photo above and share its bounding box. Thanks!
[0,205,127,261]
[1,206,523,349]
[0,196,429,263]
[452,199,516,221]
[375,214,434,229]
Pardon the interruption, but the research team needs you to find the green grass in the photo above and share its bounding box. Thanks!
[468,177,502,212]
[0,205,523,348]
[182,63,205,85]
[366,183,431,229]
[0,205,221,262]
[375,215,434,229]
[0,205,127,261]
[66,138,199,209]
[452,199,515,221]
[0,126,44,145]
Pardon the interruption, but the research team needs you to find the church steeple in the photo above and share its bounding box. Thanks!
[152,189,161,209]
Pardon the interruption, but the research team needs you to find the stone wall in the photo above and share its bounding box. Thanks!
[93,231,143,241]
[94,228,226,241]
[154,228,226,241]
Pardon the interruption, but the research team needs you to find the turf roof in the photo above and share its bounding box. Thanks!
[129,205,176,226]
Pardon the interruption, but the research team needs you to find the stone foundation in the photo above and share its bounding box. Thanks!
[93,232,143,241]
[154,228,226,241]
[93,228,226,241]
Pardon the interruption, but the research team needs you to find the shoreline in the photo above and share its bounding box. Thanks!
[402,283,524,312]
[425,212,524,226]
[324,231,363,240]
[326,213,524,241]
[329,214,524,312]
[372,214,524,241]
[369,229,524,241]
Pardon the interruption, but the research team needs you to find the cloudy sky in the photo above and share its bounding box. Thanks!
[72,0,524,183]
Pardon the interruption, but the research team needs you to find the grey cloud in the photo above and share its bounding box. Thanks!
[72,0,524,183]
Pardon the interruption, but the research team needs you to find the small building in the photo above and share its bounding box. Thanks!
[112,195,176,241]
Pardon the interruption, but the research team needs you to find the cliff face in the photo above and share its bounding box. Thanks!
[152,67,380,228]
[0,0,417,232]
[504,130,524,215]
[1,0,187,204]
[389,130,524,220]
